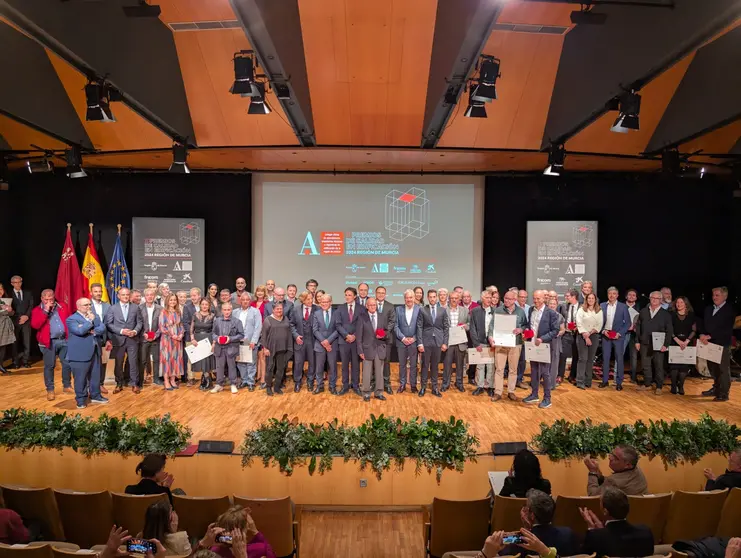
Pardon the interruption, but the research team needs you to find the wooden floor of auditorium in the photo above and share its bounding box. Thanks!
[0,363,739,448]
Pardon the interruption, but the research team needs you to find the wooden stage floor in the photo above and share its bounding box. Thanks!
[0,364,739,449]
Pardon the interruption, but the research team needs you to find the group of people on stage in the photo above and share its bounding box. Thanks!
[0,273,736,407]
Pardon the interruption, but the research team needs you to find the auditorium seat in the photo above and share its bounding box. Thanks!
[715,487,741,537]
[661,490,728,543]
[0,544,54,558]
[233,496,299,558]
[26,544,78,552]
[552,495,601,537]
[423,498,490,558]
[0,486,65,541]
[50,550,95,558]
[53,489,113,548]
[627,493,672,542]
[491,495,527,532]
[111,492,168,536]
[172,494,231,539]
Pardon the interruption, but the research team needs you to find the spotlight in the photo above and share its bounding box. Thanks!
[544,144,565,176]
[26,159,53,174]
[464,85,487,118]
[169,142,190,174]
[471,56,500,103]
[610,91,641,133]
[85,81,116,123]
[65,146,87,178]
[661,149,680,175]
[230,52,257,96]
[248,83,271,115]
[274,83,291,100]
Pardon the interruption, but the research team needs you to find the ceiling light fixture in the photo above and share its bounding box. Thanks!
[248,82,271,115]
[464,85,487,118]
[85,81,116,123]
[471,56,500,103]
[610,90,641,133]
[26,159,53,174]
[169,141,190,174]
[65,146,87,179]
[230,51,259,96]
[544,144,565,176]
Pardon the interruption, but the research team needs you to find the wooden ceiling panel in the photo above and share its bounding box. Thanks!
[498,1,575,27]
[0,113,67,151]
[439,31,565,150]
[299,0,436,146]
[45,50,172,151]
[172,29,299,147]
[680,118,741,158]
[157,0,236,24]
[566,53,695,155]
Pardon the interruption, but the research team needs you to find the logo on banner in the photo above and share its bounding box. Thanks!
[179,222,201,245]
[298,232,319,255]
[574,276,584,285]
[173,262,182,271]
[372,263,389,273]
[144,261,166,271]
[181,273,192,283]
[537,264,559,275]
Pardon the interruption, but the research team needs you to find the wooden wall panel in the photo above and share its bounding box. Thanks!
[0,113,67,151]
[172,29,299,147]
[157,0,235,24]
[566,53,695,155]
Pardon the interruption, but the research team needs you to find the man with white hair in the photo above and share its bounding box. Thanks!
[470,290,494,396]
[523,290,560,409]
[233,292,262,391]
[155,283,170,307]
[66,298,108,408]
[699,286,735,402]
[104,287,143,393]
[394,289,422,392]
[635,291,673,395]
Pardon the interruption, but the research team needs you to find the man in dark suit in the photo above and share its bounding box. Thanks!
[211,303,244,393]
[66,298,108,409]
[181,287,201,386]
[699,286,736,402]
[624,288,641,382]
[104,288,143,393]
[635,291,673,395]
[418,289,449,397]
[139,288,162,387]
[580,487,654,557]
[703,447,741,490]
[356,297,391,401]
[335,287,365,396]
[524,290,560,409]
[356,282,370,308]
[9,275,33,368]
[470,290,494,396]
[292,291,317,392]
[264,287,295,322]
[600,287,632,390]
[89,283,111,393]
[501,489,578,557]
[371,286,395,394]
[557,288,580,383]
[394,289,423,393]
[312,294,340,394]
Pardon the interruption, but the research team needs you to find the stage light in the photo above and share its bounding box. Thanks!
[464,85,487,118]
[610,91,641,133]
[65,146,87,179]
[248,83,271,115]
[230,52,258,96]
[274,83,291,100]
[471,56,500,103]
[26,159,53,174]
[544,144,565,176]
[700,167,706,179]
[85,81,116,123]
[169,142,190,174]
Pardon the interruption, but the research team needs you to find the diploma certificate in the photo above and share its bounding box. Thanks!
[668,346,696,365]
[448,325,468,346]
[236,344,254,363]
[651,332,666,351]
[467,347,495,364]
[525,341,551,363]
[696,341,723,364]
[186,339,213,364]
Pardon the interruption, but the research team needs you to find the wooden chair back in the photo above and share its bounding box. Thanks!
[172,495,231,539]
[233,496,296,558]
[427,498,491,558]
[716,487,741,537]
[111,492,168,537]
[662,490,728,543]
[553,495,601,537]
[0,545,54,558]
[627,493,672,543]
[491,495,527,533]
[53,489,113,548]
[0,486,64,540]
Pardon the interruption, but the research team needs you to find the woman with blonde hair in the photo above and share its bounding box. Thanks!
[159,293,184,390]
[251,285,268,387]
[0,282,16,375]
[575,292,602,390]
[209,506,275,558]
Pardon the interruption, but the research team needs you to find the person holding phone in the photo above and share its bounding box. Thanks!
[209,505,275,558]
[141,500,191,556]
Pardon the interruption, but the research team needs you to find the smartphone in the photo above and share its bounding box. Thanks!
[126,539,157,554]
[216,534,233,545]
[503,534,524,545]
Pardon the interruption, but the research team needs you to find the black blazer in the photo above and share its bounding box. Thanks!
[124,478,173,505]
[499,476,552,498]
[701,302,736,347]
[502,524,578,557]
[636,307,673,346]
[582,521,654,557]
[10,290,33,323]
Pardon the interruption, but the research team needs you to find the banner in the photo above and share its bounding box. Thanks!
[132,217,205,293]
[526,221,598,299]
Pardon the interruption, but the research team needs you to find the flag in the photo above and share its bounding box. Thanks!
[81,225,109,302]
[107,231,130,304]
[54,225,84,309]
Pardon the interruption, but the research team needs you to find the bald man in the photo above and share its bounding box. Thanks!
[66,298,108,408]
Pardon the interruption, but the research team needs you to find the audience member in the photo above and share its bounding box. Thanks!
[210,506,275,558]
[704,447,741,491]
[0,506,30,544]
[142,500,191,556]
[580,487,654,557]
[0,282,16,375]
[125,454,175,505]
[585,444,648,496]
[443,529,555,558]
[500,449,552,497]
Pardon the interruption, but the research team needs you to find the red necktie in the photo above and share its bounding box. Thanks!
[304,307,309,321]
[349,305,354,321]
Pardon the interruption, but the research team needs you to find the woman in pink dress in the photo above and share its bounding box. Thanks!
[159,294,184,390]
[251,285,268,387]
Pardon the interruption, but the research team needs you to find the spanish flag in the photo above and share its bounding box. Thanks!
[81,223,109,302]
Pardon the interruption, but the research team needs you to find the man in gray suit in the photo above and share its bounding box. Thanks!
[211,302,244,393]
[103,288,143,393]
[138,288,162,387]
[356,297,391,402]
[394,289,423,393]
[89,283,111,394]
[442,290,468,392]
[370,285,395,394]
[312,294,340,394]
[419,289,449,397]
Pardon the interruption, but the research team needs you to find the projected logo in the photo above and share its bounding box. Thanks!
[572,223,594,248]
[385,188,430,241]
[179,222,201,245]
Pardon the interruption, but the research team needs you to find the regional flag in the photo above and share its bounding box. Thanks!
[54,224,84,309]
[81,224,109,302]
[107,229,130,304]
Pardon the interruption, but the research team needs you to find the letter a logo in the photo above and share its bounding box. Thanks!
[299,231,319,255]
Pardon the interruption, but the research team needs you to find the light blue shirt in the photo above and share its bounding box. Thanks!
[48,306,66,340]
[713,301,726,316]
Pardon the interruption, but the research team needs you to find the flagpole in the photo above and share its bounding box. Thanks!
[89,223,94,235]
[117,224,122,236]
[67,223,71,231]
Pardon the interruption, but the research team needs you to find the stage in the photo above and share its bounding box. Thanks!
[0,363,739,449]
